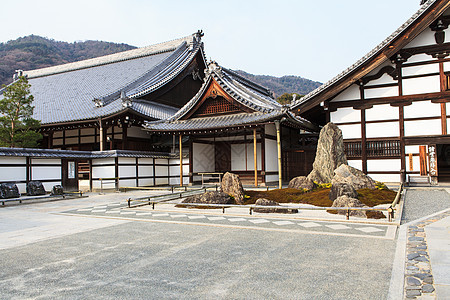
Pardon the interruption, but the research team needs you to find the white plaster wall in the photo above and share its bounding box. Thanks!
[365,73,397,87]
[32,166,61,180]
[406,156,420,172]
[330,107,361,123]
[331,84,360,102]
[119,166,135,178]
[31,159,60,165]
[42,181,61,193]
[408,54,435,64]
[366,122,399,138]
[405,145,420,154]
[368,173,400,183]
[366,104,398,121]
[155,159,169,165]
[404,119,442,136]
[193,143,215,173]
[339,124,361,139]
[404,27,437,48]
[119,157,135,164]
[348,160,363,171]
[0,157,25,164]
[155,166,168,177]
[244,144,261,171]
[265,174,279,183]
[138,166,153,177]
[402,76,440,95]
[364,86,398,99]
[367,159,401,172]
[404,101,441,118]
[92,166,115,179]
[155,178,169,185]
[231,144,246,170]
[265,139,278,172]
[265,124,276,136]
[169,177,189,185]
[139,158,153,165]
[169,165,189,177]
[119,179,135,187]
[402,64,439,77]
[92,158,115,166]
[0,167,25,181]
[139,178,154,186]
[92,179,116,189]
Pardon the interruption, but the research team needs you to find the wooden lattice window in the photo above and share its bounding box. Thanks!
[193,96,240,117]
[344,140,401,158]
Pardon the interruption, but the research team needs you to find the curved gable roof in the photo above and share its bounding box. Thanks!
[290,0,450,113]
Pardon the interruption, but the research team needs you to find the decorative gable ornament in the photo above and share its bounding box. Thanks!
[204,61,222,79]
[93,98,104,108]
[121,91,132,108]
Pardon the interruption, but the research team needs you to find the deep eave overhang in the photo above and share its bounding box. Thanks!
[291,0,450,113]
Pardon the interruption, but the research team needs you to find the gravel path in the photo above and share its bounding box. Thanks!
[401,189,450,224]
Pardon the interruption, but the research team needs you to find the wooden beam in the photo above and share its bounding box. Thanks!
[440,60,448,134]
[261,127,266,185]
[189,137,193,185]
[253,129,257,187]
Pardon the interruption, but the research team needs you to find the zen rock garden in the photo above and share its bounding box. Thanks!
[183,123,395,218]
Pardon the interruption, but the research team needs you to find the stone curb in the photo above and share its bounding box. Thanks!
[404,210,450,299]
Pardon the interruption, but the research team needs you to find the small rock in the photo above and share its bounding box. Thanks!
[0,182,20,199]
[407,276,421,286]
[423,276,433,284]
[328,182,358,201]
[409,236,425,242]
[414,256,429,262]
[182,191,233,205]
[422,284,435,293]
[408,253,420,260]
[416,251,428,255]
[413,273,432,280]
[406,290,421,297]
[407,266,419,271]
[253,198,298,214]
[331,164,376,189]
[26,180,46,196]
[51,185,64,195]
[331,195,366,218]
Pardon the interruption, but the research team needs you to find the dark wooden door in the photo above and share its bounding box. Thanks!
[215,142,231,172]
[62,159,79,192]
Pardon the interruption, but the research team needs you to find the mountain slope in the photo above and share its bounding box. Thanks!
[231,70,321,97]
[0,35,136,86]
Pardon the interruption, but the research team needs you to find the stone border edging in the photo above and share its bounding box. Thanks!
[404,209,450,299]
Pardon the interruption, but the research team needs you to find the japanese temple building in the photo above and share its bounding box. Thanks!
[291,0,450,184]
[144,62,318,186]
[17,31,207,152]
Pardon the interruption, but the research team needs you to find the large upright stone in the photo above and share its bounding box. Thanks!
[307,123,347,184]
[331,195,366,218]
[332,164,376,190]
[329,182,358,201]
[182,191,233,205]
[221,172,245,205]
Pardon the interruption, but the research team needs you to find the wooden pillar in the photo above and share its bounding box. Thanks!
[189,137,193,185]
[122,122,128,150]
[179,134,183,186]
[397,61,406,173]
[439,60,447,135]
[359,84,367,174]
[89,159,93,192]
[253,128,257,186]
[114,157,119,190]
[275,120,282,189]
[99,119,104,151]
[26,157,31,184]
[135,157,139,187]
[261,127,266,185]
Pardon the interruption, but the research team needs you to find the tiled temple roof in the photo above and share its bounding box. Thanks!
[0,32,205,125]
[144,62,319,133]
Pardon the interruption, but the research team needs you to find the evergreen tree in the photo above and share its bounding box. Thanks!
[0,76,42,147]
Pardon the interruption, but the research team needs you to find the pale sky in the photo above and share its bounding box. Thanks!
[0,0,422,83]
